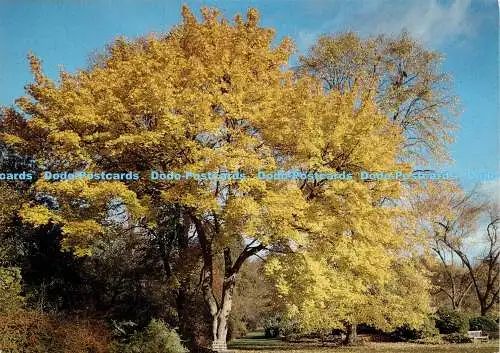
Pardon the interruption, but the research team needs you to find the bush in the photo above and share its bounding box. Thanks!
[119,319,188,353]
[0,267,24,314]
[442,333,473,344]
[413,335,444,344]
[391,325,422,341]
[262,313,282,338]
[391,316,439,341]
[262,313,299,338]
[420,317,441,338]
[435,308,469,334]
[0,310,52,352]
[228,316,248,339]
[469,316,498,332]
[54,318,113,353]
[0,310,112,353]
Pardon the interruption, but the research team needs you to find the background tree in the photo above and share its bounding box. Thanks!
[0,120,35,315]
[427,239,474,312]
[265,231,433,344]
[229,259,275,338]
[435,193,499,316]
[413,181,500,316]
[298,31,458,164]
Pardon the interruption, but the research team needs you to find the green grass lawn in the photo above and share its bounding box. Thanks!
[229,332,499,353]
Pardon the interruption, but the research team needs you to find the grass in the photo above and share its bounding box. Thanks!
[229,332,499,353]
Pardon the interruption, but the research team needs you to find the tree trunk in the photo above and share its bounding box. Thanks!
[344,322,357,345]
[211,312,229,352]
[190,212,264,353]
[480,298,488,316]
[210,275,236,353]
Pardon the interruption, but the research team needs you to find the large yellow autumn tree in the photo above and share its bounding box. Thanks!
[1,6,432,351]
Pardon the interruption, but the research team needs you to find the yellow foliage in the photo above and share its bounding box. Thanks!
[19,204,62,226]
[61,220,104,256]
[2,6,433,330]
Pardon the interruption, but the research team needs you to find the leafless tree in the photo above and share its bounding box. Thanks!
[435,190,499,316]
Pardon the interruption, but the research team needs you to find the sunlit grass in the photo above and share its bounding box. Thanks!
[229,333,499,353]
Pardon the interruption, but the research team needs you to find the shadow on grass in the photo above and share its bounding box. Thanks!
[228,331,344,351]
[229,332,500,353]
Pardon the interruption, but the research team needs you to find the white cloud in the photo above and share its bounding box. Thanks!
[297,30,319,52]
[477,178,500,204]
[357,0,473,46]
[297,0,476,50]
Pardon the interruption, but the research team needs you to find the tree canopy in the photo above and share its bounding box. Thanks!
[0,6,469,352]
[299,32,459,165]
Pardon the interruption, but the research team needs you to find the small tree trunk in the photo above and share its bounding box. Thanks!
[480,299,488,316]
[344,322,357,345]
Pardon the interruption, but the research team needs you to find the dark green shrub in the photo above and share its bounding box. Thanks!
[262,314,280,338]
[469,316,498,332]
[357,324,381,335]
[391,324,421,341]
[392,316,439,341]
[442,333,473,344]
[435,308,469,334]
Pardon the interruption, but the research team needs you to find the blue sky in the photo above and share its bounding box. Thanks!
[0,0,498,192]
